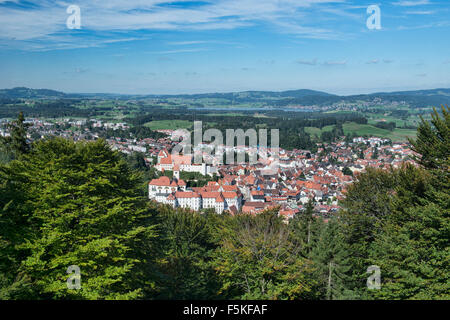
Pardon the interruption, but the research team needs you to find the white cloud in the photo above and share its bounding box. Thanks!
[148,48,208,54]
[392,0,431,7]
[405,10,435,14]
[0,0,350,50]
[167,41,208,46]
[392,0,431,6]
[296,58,318,65]
[323,60,347,66]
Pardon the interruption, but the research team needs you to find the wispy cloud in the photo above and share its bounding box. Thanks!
[405,10,435,15]
[392,0,431,6]
[0,0,352,50]
[323,60,347,66]
[296,58,318,65]
[167,41,208,46]
[148,48,208,54]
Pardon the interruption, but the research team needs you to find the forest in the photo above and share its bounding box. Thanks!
[0,107,448,300]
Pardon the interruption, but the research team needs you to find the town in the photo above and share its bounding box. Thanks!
[0,116,417,220]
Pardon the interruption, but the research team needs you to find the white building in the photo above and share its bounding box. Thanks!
[148,176,241,214]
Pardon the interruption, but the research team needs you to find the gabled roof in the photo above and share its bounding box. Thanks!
[149,176,171,186]
[175,191,201,199]
[158,149,168,158]
[200,191,221,199]
[222,192,238,199]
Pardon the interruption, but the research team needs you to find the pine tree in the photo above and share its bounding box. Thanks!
[0,138,159,299]
[290,199,323,257]
[309,219,355,300]
[0,112,30,161]
[371,147,378,159]
[409,105,449,171]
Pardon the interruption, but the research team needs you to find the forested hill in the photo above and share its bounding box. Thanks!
[1,87,450,107]
[0,87,66,99]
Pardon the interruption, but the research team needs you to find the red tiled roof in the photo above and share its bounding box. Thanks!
[175,191,200,198]
[222,185,238,192]
[160,156,172,165]
[222,192,238,199]
[149,176,171,186]
[200,191,221,199]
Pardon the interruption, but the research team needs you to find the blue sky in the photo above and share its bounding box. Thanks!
[0,0,449,95]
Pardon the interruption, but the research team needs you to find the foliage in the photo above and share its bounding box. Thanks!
[0,112,30,161]
[0,107,448,300]
[0,138,159,299]
[212,209,318,299]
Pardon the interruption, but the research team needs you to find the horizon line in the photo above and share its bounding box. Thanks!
[3,86,450,98]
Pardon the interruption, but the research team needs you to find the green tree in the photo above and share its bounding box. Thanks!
[342,167,353,176]
[338,168,396,296]
[0,112,30,161]
[339,107,449,299]
[153,205,221,299]
[309,218,355,300]
[212,209,317,299]
[367,107,449,300]
[0,138,159,299]
[409,105,449,171]
[371,147,379,159]
[290,200,322,257]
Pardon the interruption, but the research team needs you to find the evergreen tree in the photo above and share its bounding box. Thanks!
[371,147,378,159]
[339,107,449,300]
[0,138,159,299]
[0,112,30,161]
[409,105,449,171]
[309,218,355,300]
[289,200,322,257]
[342,167,353,176]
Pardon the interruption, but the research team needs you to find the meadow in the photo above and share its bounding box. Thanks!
[306,122,417,142]
[144,119,192,130]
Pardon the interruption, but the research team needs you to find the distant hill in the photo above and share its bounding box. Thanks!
[142,89,334,100]
[1,87,449,107]
[338,88,450,108]
[0,87,66,99]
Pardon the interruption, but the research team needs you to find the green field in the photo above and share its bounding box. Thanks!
[305,126,333,137]
[144,120,192,130]
[366,113,425,128]
[306,122,417,142]
[342,122,416,141]
[204,112,246,117]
